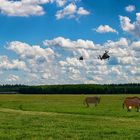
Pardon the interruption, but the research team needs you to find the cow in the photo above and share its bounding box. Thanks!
[83,96,101,107]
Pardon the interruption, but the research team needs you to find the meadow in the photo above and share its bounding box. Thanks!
[0,94,140,140]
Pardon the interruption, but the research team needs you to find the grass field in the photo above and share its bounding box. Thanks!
[0,94,140,140]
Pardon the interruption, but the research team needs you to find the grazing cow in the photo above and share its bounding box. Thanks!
[83,96,101,107]
[123,97,140,112]
[125,96,140,100]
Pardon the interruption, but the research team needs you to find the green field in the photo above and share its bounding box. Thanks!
[0,94,140,140]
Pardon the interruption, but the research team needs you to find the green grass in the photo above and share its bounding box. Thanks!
[0,94,140,140]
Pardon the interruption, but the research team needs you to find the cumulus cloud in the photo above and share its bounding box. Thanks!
[119,16,135,31]
[118,56,134,65]
[54,0,66,7]
[43,37,139,83]
[125,5,135,12]
[44,37,99,60]
[0,0,89,20]
[6,74,19,83]
[8,41,54,60]
[59,57,83,67]
[0,55,27,71]
[44,36,96,49]
[131,41,140,51]
[130,66,140,75]
[44,37,136,67]
[55,3,89,20]
[7,74,19,82]
[0,0,50,17]
[95,25,118,34]
[111,66,121,75]
[119,13,140,39]
[104,38,128,48]
[1,36,139,84]
[77,7,90,15]
[55,3,77,19]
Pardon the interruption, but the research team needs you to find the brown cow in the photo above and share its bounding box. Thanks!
[83,96,101,107]
[123,97,140,112]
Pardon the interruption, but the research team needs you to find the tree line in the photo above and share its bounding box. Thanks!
[0,84,140,94]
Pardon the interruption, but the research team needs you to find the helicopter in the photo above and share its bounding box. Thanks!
[79,56,84,61]
[98,50,110,60]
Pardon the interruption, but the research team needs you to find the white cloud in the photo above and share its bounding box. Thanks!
[95,25,118,34]
[0,55,27,71]
[119,13,140,39]
[6,74,19,83]
[55,3,89,20]
[44,37,136,67]
[130,66,140,75]
[8,41,54,60]
[42,73,51,79]
[118,57,134,65]
[125,5,135,12]
[22,0,50,4]
[0,0,50,17]
[59,57,83,67]
[1,37,139,84]
[111,66,121,75]
[0,0,89,20]
[119,16,135,31]
[54,0,66,7]
[104,38,128,48]
[44,36,96,49]
[55,3,77,19]
[131,41,140,51]
[77,7,90,15]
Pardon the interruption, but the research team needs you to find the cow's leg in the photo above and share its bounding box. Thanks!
[127,109,131,112]
[136,106,139,112]
[139,107,140,112]
[139,104,140,112]
[95,103,97,107]
[127,107,131,112]
[86,102,89,107]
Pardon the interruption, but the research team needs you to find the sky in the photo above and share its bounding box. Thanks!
[0,0,140,85]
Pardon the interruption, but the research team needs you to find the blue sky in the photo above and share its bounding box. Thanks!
[0,0,140,85]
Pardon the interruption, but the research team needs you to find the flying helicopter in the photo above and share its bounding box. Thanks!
[79,56,84,61]
[98,50,110,60]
